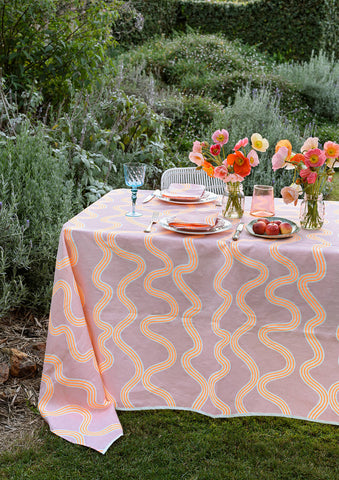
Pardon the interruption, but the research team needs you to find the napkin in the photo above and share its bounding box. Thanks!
[161,183,205,201]
[168,211,220,231]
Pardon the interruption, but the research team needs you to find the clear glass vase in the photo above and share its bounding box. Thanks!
[221,182,245,219]
[299,193,325,230]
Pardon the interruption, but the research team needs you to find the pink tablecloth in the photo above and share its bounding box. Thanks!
[38,189,339,453]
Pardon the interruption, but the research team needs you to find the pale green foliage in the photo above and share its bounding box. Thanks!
[275,51,339,121]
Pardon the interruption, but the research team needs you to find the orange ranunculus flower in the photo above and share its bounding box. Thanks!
[202,160,214,177]
[227,151,251,177]
[275,139,292,160]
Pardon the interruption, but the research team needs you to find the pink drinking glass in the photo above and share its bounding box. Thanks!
[250,185,275,217]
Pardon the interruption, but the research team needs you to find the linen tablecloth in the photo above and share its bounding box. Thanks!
[39,189,339,453]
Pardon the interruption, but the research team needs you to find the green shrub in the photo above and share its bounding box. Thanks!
[0,127,82,315]
[275,51,339,122]
[0,0,120,107]
[177,0,333,61]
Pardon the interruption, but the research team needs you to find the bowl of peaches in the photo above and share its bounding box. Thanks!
[246,217,299,239]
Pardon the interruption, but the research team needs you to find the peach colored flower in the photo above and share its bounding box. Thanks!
[275,139,292,160]
[281,185,301,206]
[192,141,202,153]
[234,137,248,151]
[189,151,204,166]
[304,148,326,168]
[272,146,289,171]
[214,164,228,180]
[301,137,319,153]
[324,141,339,159]
[212,129,229,146]
[248,149,259,167]
[224,173,244,183]
[251,133,269,152]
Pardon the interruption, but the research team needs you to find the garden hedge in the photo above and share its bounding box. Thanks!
[116,0,338,61]
[177,0,337,61]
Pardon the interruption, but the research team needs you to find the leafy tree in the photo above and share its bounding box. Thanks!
[0,0,121,107]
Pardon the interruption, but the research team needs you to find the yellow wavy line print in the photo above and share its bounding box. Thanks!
[141,236,177,407]
[56,227,78,270]
[174,238,208,411]
[257,245,302,415]
[43,355,110,409]
[298,245,328,419]
[329,383,339,415]
[230,242,268,414]
[208,241,233,415]
[92,232,115,374]
[52,429,85,445]
[52,280,86,327]
[107,233,145,408]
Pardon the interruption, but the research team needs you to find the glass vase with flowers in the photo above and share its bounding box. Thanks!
[189,129,269,219]
[272,137,339,230]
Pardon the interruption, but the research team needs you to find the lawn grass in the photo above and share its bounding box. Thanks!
[328,171,339,201]
[1,410,338,479]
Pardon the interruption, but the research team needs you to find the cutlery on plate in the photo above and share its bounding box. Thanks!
[144,211,160,233]
[142,189,161,204]
[232,222,244,241]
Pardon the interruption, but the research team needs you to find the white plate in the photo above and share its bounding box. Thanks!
[155,190,218,204]
[159,216,232,235]
[246,217,300,239]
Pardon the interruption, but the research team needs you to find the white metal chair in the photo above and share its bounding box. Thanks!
[161,167,225,195]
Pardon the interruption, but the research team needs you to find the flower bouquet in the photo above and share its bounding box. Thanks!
[272,137,339,229]
[189,129,269,218]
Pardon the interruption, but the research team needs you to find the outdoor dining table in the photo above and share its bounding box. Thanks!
[38,188,339,453]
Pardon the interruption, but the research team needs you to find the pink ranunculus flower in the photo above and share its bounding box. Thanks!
[300,167,317,184]
[324,141,339,159]
[212,129,229,146]
[234,137,248,151]
[210,144,221,156]
[272,146,289,171]
[189,151,204,166]
[248,149,259,167]
[224,173,244,183]
[214,164,228,180]
[281,185,300,206]
[301,137,319,153]
[304,148,326,168]
[192,141,202,153]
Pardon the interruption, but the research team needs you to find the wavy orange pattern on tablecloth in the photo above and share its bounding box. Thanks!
[173,238,209,411]
[107,233,145,408]
[208,241,233,415]
[298,246,328,420]
[140,235,177,406]
[230,241,268,413]
[257,244,301,415]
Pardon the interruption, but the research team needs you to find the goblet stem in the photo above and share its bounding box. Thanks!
[131,186,138,216]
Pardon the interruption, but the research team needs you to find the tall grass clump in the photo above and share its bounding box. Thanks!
[209,84,313,196]
[276,51,339,121]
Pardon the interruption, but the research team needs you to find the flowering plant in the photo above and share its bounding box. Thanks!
[189,129,269,217]
[272,137,339,228]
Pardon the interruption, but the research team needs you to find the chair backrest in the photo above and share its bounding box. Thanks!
[161,167,225,195]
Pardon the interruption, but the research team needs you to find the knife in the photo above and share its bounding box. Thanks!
[232,222,244,241]
[142,189,160,204]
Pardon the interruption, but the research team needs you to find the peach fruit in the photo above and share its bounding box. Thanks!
[252,221,267,235]
[279,222,292,234]
[265,223,280,235]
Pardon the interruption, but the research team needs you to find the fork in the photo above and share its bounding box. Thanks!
[144,211,160,233]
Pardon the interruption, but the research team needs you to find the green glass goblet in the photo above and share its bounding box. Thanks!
[123,163,146,217]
